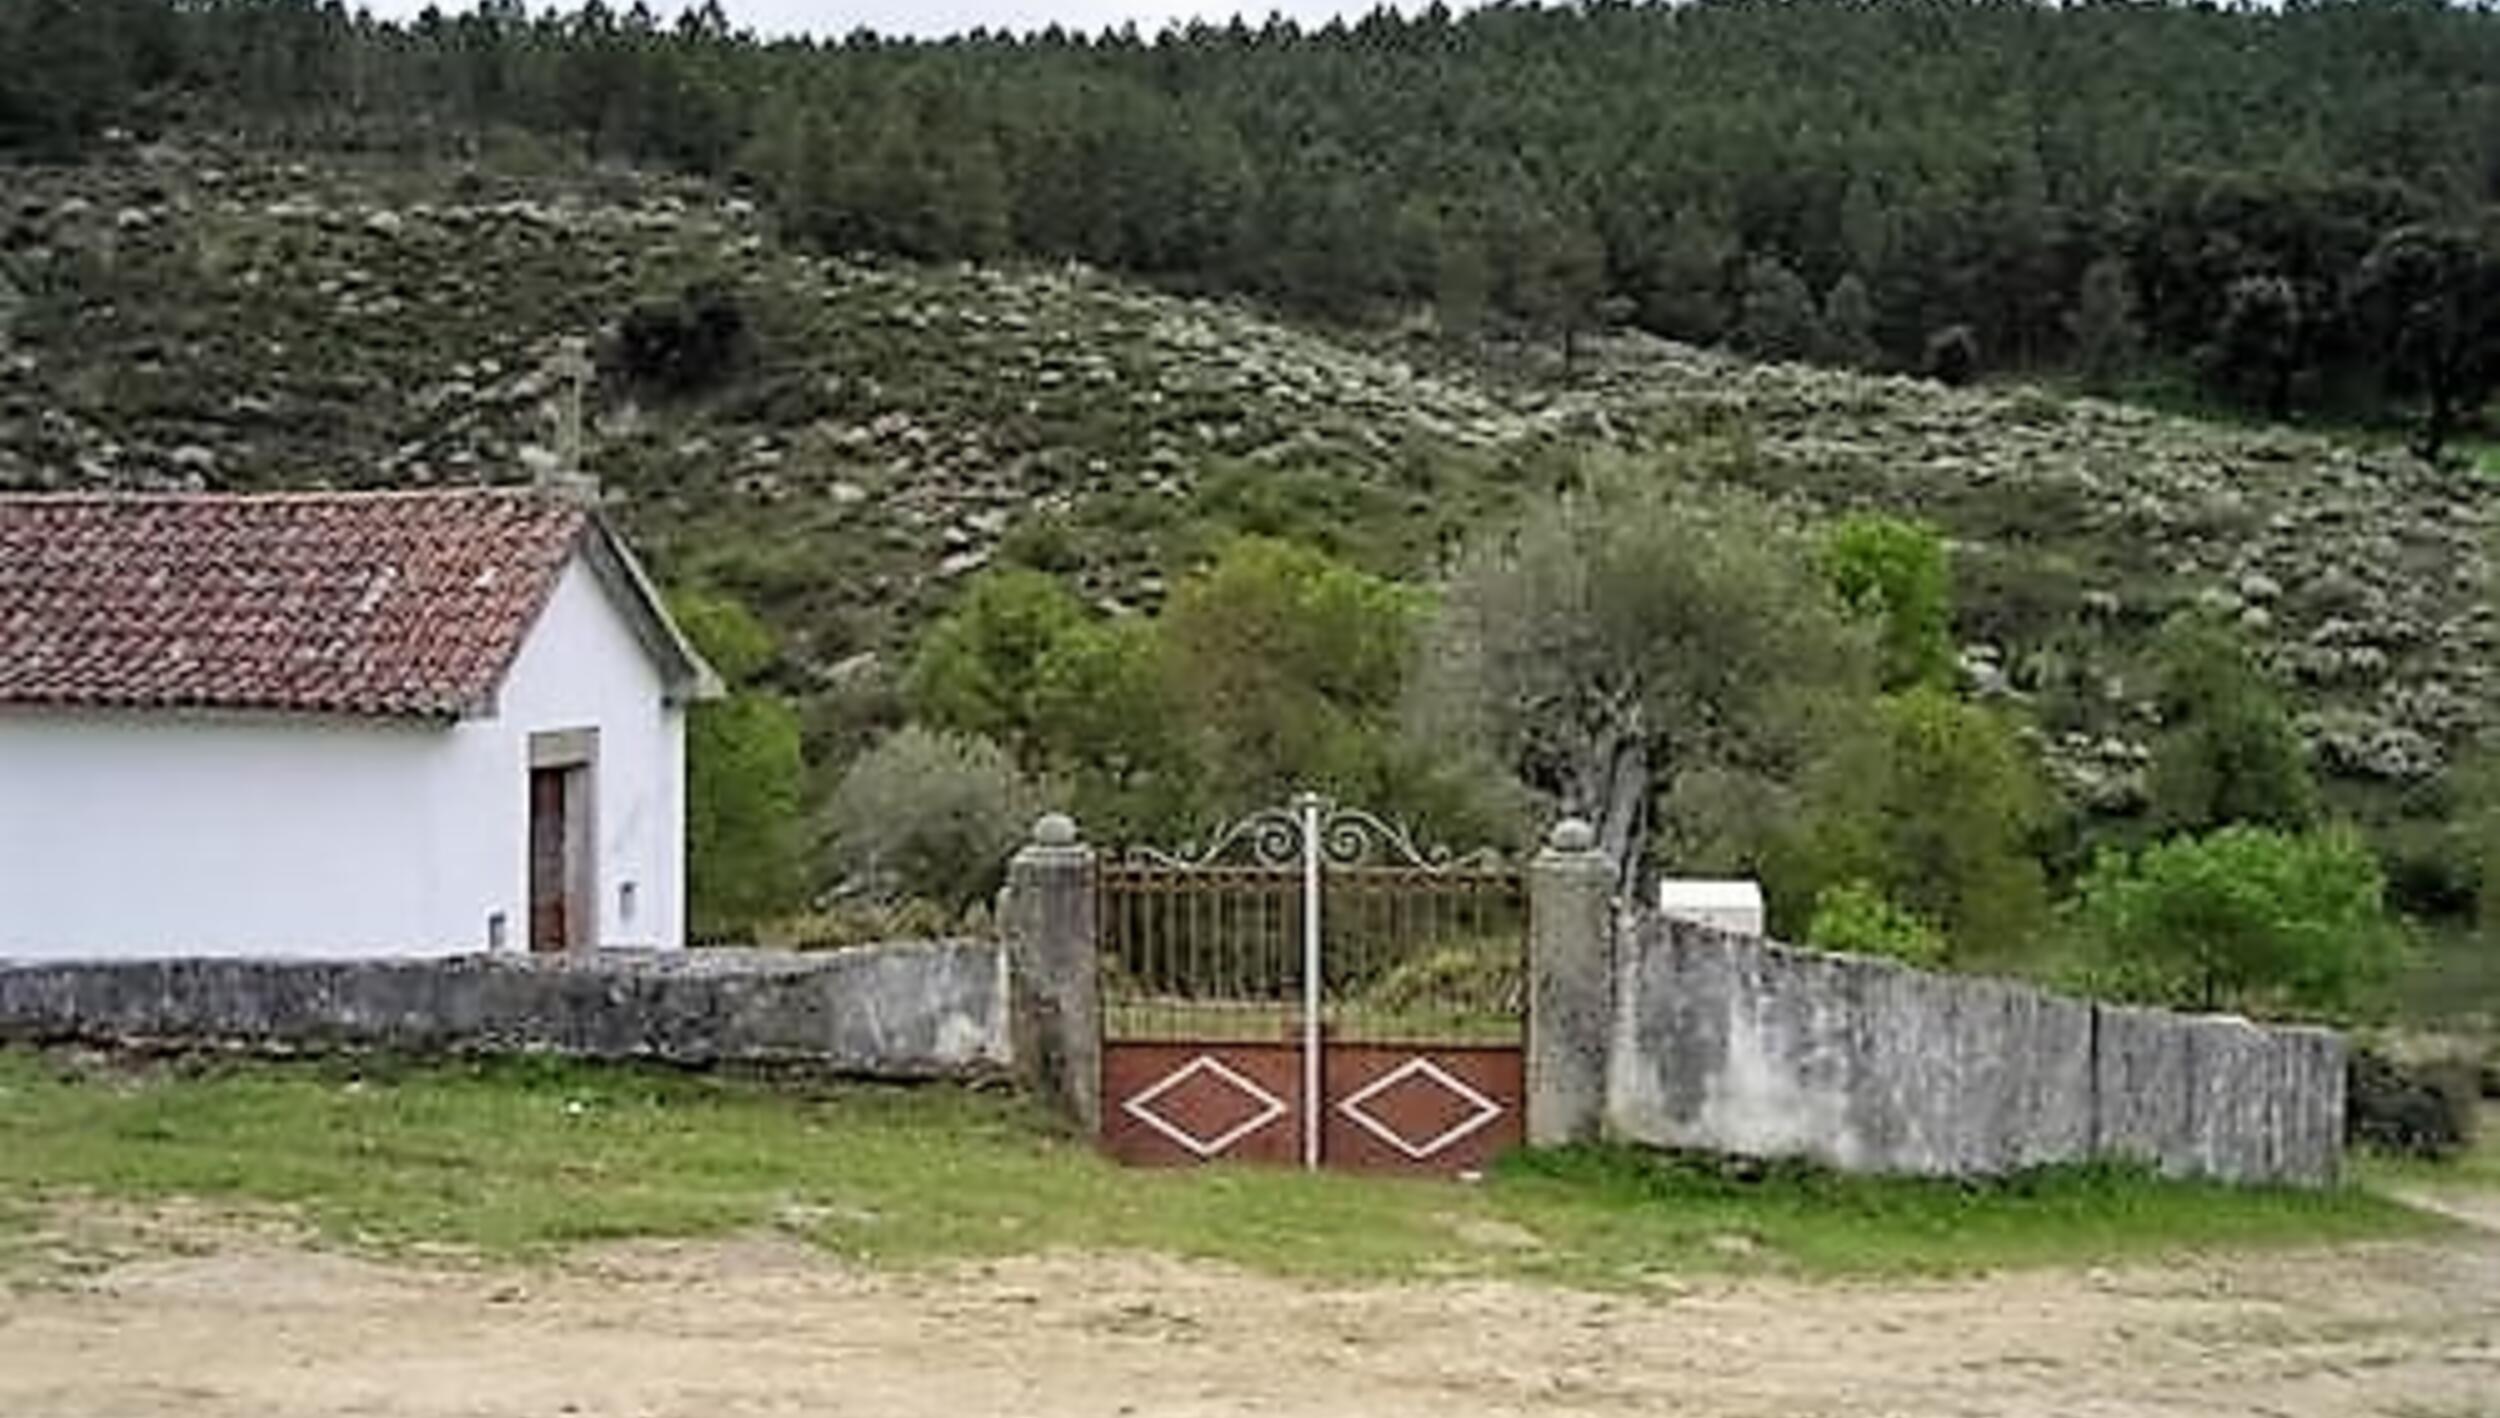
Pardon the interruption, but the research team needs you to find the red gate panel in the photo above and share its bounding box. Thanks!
[1101,1041,1523,1175]
[1103,1042,1302,1168]
[1321,1045,1522,1175]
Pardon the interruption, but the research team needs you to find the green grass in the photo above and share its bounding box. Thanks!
[0,1050,2440,1285]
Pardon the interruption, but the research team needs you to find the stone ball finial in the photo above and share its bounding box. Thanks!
[1032,812,1081,848]
[1548,817,1598,853]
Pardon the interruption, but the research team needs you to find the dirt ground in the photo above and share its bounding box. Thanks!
[3,1217,2497,1418]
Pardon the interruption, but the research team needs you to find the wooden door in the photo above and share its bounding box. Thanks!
[529,766,569,953]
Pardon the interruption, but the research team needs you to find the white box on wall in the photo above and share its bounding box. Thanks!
[1656,879,1765,937]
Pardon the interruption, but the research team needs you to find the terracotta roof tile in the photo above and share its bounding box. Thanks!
[0,489,589,718]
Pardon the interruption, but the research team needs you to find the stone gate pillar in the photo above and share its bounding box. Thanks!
[1527,817,1615,1147]
[1003,813,1100,1134]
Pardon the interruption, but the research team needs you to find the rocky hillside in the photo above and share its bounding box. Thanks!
[1,137,2491,809]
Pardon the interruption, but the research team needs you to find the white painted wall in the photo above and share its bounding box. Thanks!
[0,554,688,959]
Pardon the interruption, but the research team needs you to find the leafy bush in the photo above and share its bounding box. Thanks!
[2069,826,2409,1018]
[1774,688,2053,963]
[906,568,1102,763]
[753,898,966,951]
[2347,1048,2478,1160]
[615,282,747,395]
[1806,880,1949,969]
[1923,324,1979,386]
[909,543,1490,849]
[824,726,1052,916]
[2145,612,2317,835]
[1818,514,1955,691]
[684,693,807,940]
[670,587,805,941]
[1159,536,1430,813]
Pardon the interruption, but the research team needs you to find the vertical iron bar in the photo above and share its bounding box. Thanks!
[1298,792,1323,1171]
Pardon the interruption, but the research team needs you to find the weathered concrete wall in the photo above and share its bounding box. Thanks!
[0,944,1008,1076]
[1607,916,2344,1187]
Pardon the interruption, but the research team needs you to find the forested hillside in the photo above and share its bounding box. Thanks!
[6,0,2500,451]
[1,3,2495,1021]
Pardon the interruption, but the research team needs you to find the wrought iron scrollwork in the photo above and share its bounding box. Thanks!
[1124,795,1506,874]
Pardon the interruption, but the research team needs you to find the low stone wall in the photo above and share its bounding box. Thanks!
[0,944,1009,1077]
[1607,916,2345,1187]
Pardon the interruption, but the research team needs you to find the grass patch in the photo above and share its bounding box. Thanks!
[0,1050,2439,1285]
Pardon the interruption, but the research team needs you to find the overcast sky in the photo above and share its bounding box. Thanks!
[356,1,1486,40]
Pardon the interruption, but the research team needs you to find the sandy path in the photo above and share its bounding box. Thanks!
[3,1226,2498,1418]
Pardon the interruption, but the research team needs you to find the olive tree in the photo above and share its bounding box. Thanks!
[824,726,1052,917]
[1413,468,1873,891]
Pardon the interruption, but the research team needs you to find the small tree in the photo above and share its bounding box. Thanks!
[824,726,1050,917]
[909,567,1191,840]
[1817,514,1954,691]
[2205,274,2303,418]
[1733,254,1822,362]
[2066,256,2143,390]
[1777,687,2053,961]
[1923,323,1979,386]
[906,567,1098,765]
[1819,271,1881,369]
[2145,613,2318,835]
[2071,826,2409,1018]
[670,587,806,940]
[2349,222,2500,465]
[1159,536,1426,811]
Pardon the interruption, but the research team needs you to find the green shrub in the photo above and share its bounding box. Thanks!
[1805,880,1949,969]
[1159,535,1429,812]
[905,568,1097,762]
[2069,825,2409,1019]
[824,726,1053,916]
[1818,514,1955,691]
[670,587,806,941]
[614,282,747,395]
[1357,936,1526,1019]
[683,693,807,939]
[2145,612,2317,834]
[1774,688,2053,964]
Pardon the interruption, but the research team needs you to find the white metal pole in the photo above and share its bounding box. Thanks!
[1298,791,1323,1171]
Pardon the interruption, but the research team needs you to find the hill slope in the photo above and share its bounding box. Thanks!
[1,140,2490,808]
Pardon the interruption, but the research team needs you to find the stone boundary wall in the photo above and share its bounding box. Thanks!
[1606,916,2345,1187]
[0,944,1009,1077]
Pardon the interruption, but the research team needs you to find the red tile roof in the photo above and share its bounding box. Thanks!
[0,489,595,718]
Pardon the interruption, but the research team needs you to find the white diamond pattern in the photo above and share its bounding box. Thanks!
[1122,1054,1290,1160]
[1335,1056,1505,1161]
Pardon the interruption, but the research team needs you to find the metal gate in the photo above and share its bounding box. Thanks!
[1098,794,1526,1176]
